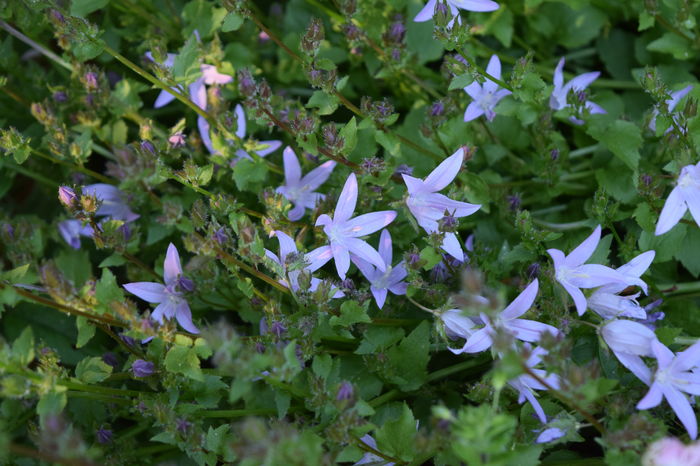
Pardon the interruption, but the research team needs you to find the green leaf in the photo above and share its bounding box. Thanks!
[680,228,700,277]
[172,35,200,82]
[449,73,474,91]
[70,0,109,17]
[98,253,127,268]
[221,12,244,32]
[95,268,124,315]
[355,327,405,355]
[11,326,34,366]
[375,404,416,462]
[329,300,371,328]
[386,321,430,391]
[75,316,96,348]
[165,345,204,381]
[306,91,338,116]
[586,117,642,170]
[182,0,227,39]
[340,117,357,154]
[647,32,693,60]
[232,159,267,191]
[75,356,113,383]
[420,246,442,270]
[2,264,29,283]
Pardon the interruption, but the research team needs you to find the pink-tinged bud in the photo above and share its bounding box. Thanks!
[84,72,99,90]
[168,132,186,148]
[58,186,77,208]
[643,437,700,466]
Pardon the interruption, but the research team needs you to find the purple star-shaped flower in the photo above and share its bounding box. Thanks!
[508,345,561,424]
[123,243,199,334]
[547,226,636,316]
[463,55,511,122]
[351,229,408,309]
[637,340,700,439]
[650,85,693,134]
[587,250,655,320]
[200,104,282,160]
[414,0,499,23]
[83,184,140,222]
[450,279,559,354]
[310,173,397,280]
[601,319,659,385]
[656,162,700,236]
[549,57,606,125]
[276,146,336,221]
[403,148,481,260]
[264,230,343,298]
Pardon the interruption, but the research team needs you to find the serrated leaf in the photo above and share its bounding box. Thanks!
[76,316,96,348]
[95,268,124,315]
[375,404,416,462]
[340,117,357,154]
[306,91,338,116]
[12,326,34,366]
[221,12,244,32]
[586,117,641,170]
[164,345,204,381]
[329,300,371,327]
[75,356,113,383]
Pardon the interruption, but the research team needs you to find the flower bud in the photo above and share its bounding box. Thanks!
[58,186,77,208]
[131,359,155,378]
[96,427,113,444]
[336,381,354,401]
[168,132,186,148]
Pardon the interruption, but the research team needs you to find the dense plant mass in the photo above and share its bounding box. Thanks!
[3,0,700,464]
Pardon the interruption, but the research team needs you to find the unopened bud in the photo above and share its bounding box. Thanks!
[58,186,77,208]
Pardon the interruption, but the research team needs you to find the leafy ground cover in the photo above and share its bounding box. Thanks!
[2,0,700,464]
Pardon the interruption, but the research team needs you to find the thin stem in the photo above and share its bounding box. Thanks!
[354,437,405,465]
[32,149,115,184]
[461,51,513,93]
[199,406,304,418]
[532,219,589,230]
[569,144,599,159]
[521,363,605,435]
[0,21,72,71]
[3,282,122,326]
[9,443,95,466]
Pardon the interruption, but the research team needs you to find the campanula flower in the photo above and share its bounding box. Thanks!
[649,85,693,134]
[200,104,282,160]
[450,279,559,354]
[587,250,655,320]
[83,184,140,222]
[264,230,343,298]
[123,243,199,334]
[276,146,336,221]
[311,173,397,280]
[643,437,700,465]
[403,148,481,260]
[58,220,94,250]
[655,162,700,236]
[536,427,566,444]
[463,55,511,122]
[601,319,659,385]
[507,345,561,423]
[351,229,408,309]
[549,57,606,125]
[637,340,700,439]
[547,226,633,316]
[414,0,499,23]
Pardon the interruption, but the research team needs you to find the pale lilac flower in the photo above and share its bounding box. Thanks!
[549,57,606,125]
[650,85,693,134]
[83,184,140,222]
[311,173,397,280]
[536,427,566,443]
[264,230,342,298]
[601,319,659,385]
[587,250,655,320]
[200,104,282,160]
[58,220,94,249]
[351,229,408,309]
[123,243,199,334]
[643,437,700,466]
[508,345,561,423]
[450,279,559,354]
[403,149,481,260]
[275,146,336,221]
[655,162,700,236]
[414,0,499,23]
[637,340,700,439]
[463,55,511,122]
[547,226,633,316]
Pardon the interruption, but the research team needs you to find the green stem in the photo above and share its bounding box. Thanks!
[199,406,304,418]
[569,145,599,159]
[4,161,57,186]
[32,149,115,184]
[0,21,72,71]
[461,50,513,92]
[532,219,590,230]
